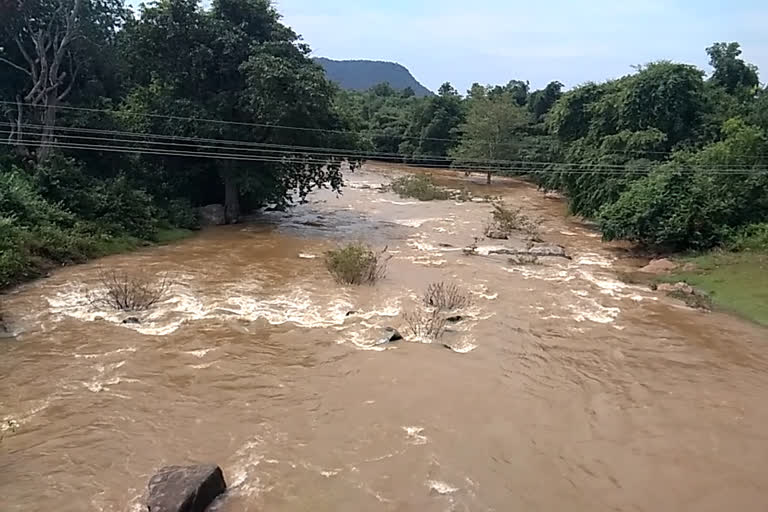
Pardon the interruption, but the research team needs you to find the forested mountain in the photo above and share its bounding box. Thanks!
[314,58,433,97]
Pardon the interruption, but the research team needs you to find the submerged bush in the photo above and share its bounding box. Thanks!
[389,174,450,201]
[402,307,448,341]
[423,281,471,311]
[485,202,541,239]
[325,243,390,285]
[88,270,172,311]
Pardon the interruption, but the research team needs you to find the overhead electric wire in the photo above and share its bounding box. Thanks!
[5,123,768,172]
[4,99,768,162]
[3,137,766,175]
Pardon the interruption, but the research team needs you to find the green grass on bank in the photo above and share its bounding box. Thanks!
[0,228,195,291]
[662,250,768,326]
[152,227,195,244]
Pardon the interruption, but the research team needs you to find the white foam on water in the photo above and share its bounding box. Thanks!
[402,426,428,445]
[560,230,578,236]
[569,299,620,324]
[427,480,459,495]
[407,239,444,253]
[224,293,353,328]
[506,267,576,283]
[578,270,627,293]
[184,348,216,358]
[74,347,137,359]
[298,253,318,259]
[395,218,440,228]
[469,284,498,301]
[409,256,448,267]
[320,469,340,477]
[576,253,613,267]
[375,199,420,205]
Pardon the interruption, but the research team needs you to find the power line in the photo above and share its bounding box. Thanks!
[5,100,767,162]
[6,123,768,171]
[3,138,767,175]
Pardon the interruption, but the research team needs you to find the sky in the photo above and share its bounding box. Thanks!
[274,0,768,93]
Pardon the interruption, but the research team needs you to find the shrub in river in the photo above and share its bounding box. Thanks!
[423,281,471,311]
[325,243,390,285]
[402,307,448,341]
[88,270,172,311]
[485,202,542,240]
[389,174,450,201]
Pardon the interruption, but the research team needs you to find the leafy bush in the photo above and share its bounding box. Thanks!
[728,223,768,251]
[88,270,172,311]
[423,282,471,311]
[389,174,450,201]
[164,198,200,230]
[325,243,389,285]
[485,202,541,239]
[34,157,158,237]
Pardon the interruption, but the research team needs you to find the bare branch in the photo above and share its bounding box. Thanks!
[0,57,32,76]
[57,63,79,101]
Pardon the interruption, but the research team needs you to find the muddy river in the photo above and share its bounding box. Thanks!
[2,164,768,511]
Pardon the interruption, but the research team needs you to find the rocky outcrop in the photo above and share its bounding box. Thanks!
[640,258,677,274]
[199,205,226,226]
[487,243,569,259]
[147,464,226,512]
[656,282,695,295]
[484,227,509,240]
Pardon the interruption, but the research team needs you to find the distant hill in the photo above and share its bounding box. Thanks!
[314,58,433,97]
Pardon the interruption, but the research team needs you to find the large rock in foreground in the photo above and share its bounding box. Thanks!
[199,204,226,226]
[147,465,226,512]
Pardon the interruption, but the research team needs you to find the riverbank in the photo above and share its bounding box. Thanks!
[0,226,195,292]
[661,249,768,327]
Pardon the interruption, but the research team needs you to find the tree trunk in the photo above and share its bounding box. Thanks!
[37,92,58,163]
[223,172,241,224]
[486,171,492,185]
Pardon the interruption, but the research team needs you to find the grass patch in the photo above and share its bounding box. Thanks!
[153,227,194,244]
[389,174,450,201]
[325,243,390,285]
[662,250,768,326]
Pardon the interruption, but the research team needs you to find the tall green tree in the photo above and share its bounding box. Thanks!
[707,42,760,96]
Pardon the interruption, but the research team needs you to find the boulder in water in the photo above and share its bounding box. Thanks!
[199,204,226,226]
[122,317,141,325]
[484,227,509,240]
[375,327,403,345]
[526,243,569,259]
[446,315,463,323]
[147,464,226,512]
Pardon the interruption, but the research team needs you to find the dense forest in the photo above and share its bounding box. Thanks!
[2,0,767,288]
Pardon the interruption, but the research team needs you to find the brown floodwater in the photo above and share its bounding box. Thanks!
[2,164,768,512]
